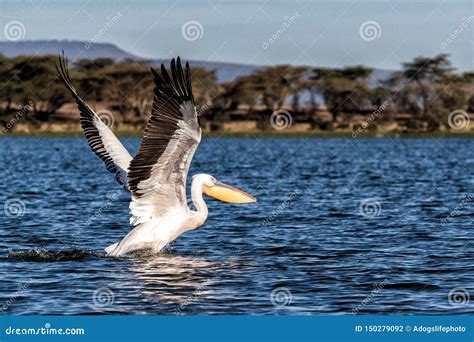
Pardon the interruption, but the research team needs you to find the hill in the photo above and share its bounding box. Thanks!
[0,40,394,84]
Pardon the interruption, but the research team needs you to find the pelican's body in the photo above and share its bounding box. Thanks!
[56,55,255,257]
[105,174,210,256]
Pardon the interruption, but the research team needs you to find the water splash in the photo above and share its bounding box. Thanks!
[7,248,101,262]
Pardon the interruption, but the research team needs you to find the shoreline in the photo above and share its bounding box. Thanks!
[2,129,474,138]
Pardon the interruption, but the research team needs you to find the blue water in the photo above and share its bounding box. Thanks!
[0,137,473,315]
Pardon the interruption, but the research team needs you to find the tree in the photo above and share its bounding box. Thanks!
[305,67,329,113]
[318,66,373,122]
[190,67,219,110]
[100,60,153,122]
[400,54,453,115]
[74,58,115,72]
[6,55,69,120]
[387,54,459,129]
[462,72,474,112]
[0,54,23,112]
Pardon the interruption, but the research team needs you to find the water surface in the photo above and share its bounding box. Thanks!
[0,137,473,315]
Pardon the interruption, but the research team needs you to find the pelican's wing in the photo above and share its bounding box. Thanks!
[56,53,132,187]
[127,57,201,225]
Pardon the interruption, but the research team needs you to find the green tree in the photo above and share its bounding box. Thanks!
[387,54,458,129]
[7,55,69,120]
[74,58,115,72]
[319,66,373,122]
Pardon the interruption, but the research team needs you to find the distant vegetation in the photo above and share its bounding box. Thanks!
[0,53,473,135]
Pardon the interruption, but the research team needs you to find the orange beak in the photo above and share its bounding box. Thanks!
[203,181,256,204]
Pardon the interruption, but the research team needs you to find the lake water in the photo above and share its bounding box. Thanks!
[0,136,473,315]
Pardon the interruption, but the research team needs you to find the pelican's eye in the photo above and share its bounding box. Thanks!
[211,177,217,184]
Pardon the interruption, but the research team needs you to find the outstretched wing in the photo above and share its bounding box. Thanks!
[127,57,201,225]
[56,53,133,187]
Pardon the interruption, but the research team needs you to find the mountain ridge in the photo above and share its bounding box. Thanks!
[0,39,395,84]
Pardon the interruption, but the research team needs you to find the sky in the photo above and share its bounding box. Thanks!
[0,0,473,71]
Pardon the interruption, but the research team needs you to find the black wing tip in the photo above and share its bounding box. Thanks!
[55,50,72,87]
[150,66,159,78]
[152,57,193,102]
[175,57,189,72]
[160,63,169,80]
[157,57,188,74]
[56,50,67,68]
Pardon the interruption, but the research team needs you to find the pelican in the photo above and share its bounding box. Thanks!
[56,54,256,257]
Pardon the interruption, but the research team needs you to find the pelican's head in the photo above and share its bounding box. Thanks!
[193,174,256,204]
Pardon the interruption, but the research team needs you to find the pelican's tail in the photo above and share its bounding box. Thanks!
[105,242,119,255]
[105,223,167,257]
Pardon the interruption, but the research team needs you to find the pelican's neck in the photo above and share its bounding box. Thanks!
[191,177,208,224]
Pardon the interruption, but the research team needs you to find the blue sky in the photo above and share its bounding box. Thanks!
[1,0,472,70]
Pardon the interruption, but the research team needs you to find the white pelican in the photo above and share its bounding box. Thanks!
[56,54,256,257]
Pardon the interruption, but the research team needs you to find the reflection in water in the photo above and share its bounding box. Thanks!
[129,254,217,307]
